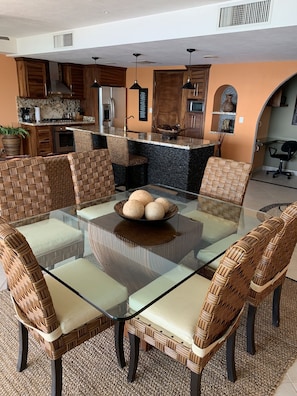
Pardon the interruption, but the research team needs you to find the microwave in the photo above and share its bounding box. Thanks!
[188,100,204,113]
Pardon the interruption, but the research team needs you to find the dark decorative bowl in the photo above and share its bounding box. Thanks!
[114,200,178,223]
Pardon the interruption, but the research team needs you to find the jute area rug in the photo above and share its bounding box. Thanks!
[1,279,297,396]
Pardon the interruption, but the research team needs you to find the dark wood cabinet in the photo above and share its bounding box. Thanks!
[22,124,53,156]
[152,70,184,129]
[153,66,210,138]
[15,58,48,98]
[61,63,84,99]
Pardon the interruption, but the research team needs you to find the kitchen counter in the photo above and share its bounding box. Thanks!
[21,120,95,127]
[68,125,216,150]
[69,125,218,193]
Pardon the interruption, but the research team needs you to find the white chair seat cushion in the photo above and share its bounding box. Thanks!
[17,218,83,257]
[132,274,211,347]
[197,234,241,270]
[129,265,193,313]
[184,210,238,244]
[45,258,128,334]
[77,200,119,220]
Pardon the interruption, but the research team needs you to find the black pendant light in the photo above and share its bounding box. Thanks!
[130,53,142,90]
[182,49,196,90]
[91,57,101,88]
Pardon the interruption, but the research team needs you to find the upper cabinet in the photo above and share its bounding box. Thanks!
[211,85,237,134]
[61,63,85,99]
[15,58,48,98]
[183,65,210,100]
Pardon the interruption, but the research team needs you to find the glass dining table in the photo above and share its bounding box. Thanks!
[13,184,268,367]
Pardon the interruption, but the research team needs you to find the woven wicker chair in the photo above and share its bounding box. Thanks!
[0,156,84,268]
[183,157,252,247]
[0,217,128,396]
[67,149,116,220]
[199,156,252,205]
[126,217,283,396]
[44,154,75,210]
[247,201,297,354]
[106,135,148,190]
[73,129,94,151]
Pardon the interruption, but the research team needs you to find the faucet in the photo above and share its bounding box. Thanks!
[124,115,134,133]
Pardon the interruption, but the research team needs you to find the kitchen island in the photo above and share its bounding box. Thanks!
[69,126,218,193]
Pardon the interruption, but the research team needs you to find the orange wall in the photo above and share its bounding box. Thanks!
[128,61,297,163]
[204,62,297,163]
[0,55,19,126]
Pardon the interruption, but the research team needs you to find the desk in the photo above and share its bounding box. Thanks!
[14,185,267,366]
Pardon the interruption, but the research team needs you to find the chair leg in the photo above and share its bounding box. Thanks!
[272,284,282,327]
[51,358,62,396]
[190,371,202,396]
[246,304,257,355]
[127,332,140,382]
[115,321,126,368]
[226,331,237,382]
[17,322,28,372]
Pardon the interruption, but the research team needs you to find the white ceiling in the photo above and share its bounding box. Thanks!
[1,0,297,67]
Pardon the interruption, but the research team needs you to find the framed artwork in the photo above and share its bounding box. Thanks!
[139,88,148,121]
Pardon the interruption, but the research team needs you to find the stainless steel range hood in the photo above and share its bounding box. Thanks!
[48,61,72,95]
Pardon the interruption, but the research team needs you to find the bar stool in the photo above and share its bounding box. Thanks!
[106,135,148,190]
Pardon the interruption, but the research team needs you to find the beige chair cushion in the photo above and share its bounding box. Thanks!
[77,200,119,220]
[17,218,83,258]
[184,210,238,244]
[197,233,241,269]
[45,258,128,334]
[134,274,211,347]
[129,265,193,313]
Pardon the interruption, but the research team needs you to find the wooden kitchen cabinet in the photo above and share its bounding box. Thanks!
[152,70,185,129]
[15,58,48,98]
[22,125,53,156]
[62,63,85,99]
[183,65,210,100]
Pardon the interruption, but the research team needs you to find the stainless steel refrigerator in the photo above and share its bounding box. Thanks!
[98,87,127,132]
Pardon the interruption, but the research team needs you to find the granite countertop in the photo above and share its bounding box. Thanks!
[20,120,95,127]
[68,125,218,150]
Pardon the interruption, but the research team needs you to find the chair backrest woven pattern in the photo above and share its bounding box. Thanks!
[67,149,115,208]
[193,216,284,350]
[249,201,297,302]
[0,156,52,222]
[0,216,59,335]
[199,157,252,205]
[106,135,130,166]
[73,130,94,152]
[44,154,75,210]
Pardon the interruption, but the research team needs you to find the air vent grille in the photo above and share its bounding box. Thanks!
[53,33,73,48]
[219,0,271,27]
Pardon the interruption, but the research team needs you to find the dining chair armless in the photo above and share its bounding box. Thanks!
[247,201,297,354]
[0,216,128,396]
[0,157,84,269]
[126,216,283,396]
[182,157,252,247]
[67,149,116,220]
[106,135,148,190]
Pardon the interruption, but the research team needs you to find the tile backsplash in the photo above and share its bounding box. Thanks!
[17,96,81,122]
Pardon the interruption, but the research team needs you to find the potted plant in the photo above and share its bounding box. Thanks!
[0,125,29,156]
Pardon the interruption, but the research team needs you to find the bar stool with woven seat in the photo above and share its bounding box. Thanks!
[106,135,148,190]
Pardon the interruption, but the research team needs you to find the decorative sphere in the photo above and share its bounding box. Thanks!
[123,200,145,219]
[129,190,154,206]
[145,201,165,220]
[154,197,171,213]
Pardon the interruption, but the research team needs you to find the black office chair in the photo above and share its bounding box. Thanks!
[266,140,297,179]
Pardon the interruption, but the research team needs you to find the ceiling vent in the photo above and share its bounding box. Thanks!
[53,33,73,48]
[219,0,271,27]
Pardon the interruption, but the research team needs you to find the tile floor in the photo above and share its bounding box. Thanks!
[243,178,297,395]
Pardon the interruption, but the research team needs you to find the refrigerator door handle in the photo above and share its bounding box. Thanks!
[110,97,115,126]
